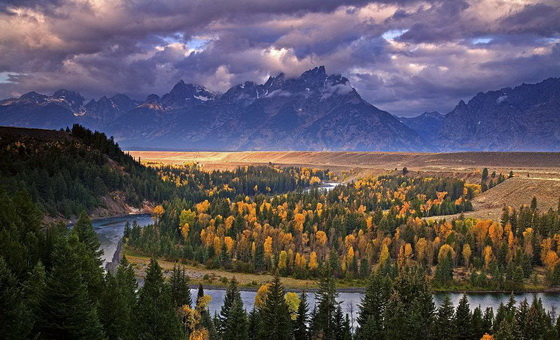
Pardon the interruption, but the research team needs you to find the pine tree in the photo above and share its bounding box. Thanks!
[433,295,456,340]
[24,261,46,333]
[455,294,472,340]
[355,272,392,340]
[99,272,131,339]
[72,212,104,302]
[0,257,32,339]
[134,258,181,339]
[36,234,105,339]
[384,268,434,340]
[294,292,309,340]
[471,306,485,340]
[170,263,192,308]
[223,298,248,340]
[482,307,494,335]
[248,308,261,340]
[311,268,339,339]
[74,211,103,264]
[259,275,293,340]
[218,277,242,335]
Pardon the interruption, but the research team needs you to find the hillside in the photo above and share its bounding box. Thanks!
[0,125,171,219]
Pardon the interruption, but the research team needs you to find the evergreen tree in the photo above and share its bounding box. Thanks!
[218,277,242,335]
[433,295,456,340]
[294,292,309,340]
[311,269,339,339]
[355,272,392,340]
[170,263,192,308]
[223,298,248,340]
[74,212,103,264]
[99,272,131,339]
[72,212,105,302]
[384,268,434,340]
[455,294,472,340]
[0,257,32,339]
[37,234,105,339]
[259,275,293,340]
[531,196,538,210]
[471,306,485,340]
[134,258,181,339]
[248,308,261,340]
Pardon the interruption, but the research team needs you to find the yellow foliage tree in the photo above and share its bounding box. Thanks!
[316,230,328,247]
[152,205,165,223]
[255,283,271,309]
[284,292,301,320]
[484,245,494,268]
[379,244,390,267]
[278,250,288,271]
[438,244,455,264]
[462,243,472,267]
[415,238,427,265]
[181,223,190,241]
[264,236,273,259]
[309,251,318,271]
[544,250,560,270]
[347,246,355,268]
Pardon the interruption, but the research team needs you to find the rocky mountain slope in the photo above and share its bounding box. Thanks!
[0,67,426,151]
[1,69,558,151]
[399,111,444,145]
[436,78,560,151]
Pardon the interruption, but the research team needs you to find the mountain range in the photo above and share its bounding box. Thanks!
[1,67,559,151]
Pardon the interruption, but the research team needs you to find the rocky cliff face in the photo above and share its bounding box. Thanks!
[436,78,560,151]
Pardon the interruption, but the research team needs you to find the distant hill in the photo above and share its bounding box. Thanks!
[0,69,559,151]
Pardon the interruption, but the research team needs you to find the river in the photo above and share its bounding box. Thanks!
[92,214,153,267]
[93,214,560,320]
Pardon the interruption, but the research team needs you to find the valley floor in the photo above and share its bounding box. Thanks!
[129,150,560,221]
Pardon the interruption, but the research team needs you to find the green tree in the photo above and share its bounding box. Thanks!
[433,295,456,340]
[0,257,32,339]
[37,234,105,339]
[531,196,538,210]
[294,292,309,340]
[223,298,248,340]
[311,269,339,339]
[384,269,434,340]
[134,258,181,339]
[218,277,242,335]
[170,263,192,308]
[259,275,293,340]
[455,294,472,340]
[72,212,104,302]
[355,272,392,340]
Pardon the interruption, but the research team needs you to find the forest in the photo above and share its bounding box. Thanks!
[1,192,559,339]
[125,162,560,291]
[2,126,560,339]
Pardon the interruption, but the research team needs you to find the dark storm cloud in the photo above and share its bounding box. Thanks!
[1,0,559,116]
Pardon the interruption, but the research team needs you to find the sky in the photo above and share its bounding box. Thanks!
[0,0,559,116]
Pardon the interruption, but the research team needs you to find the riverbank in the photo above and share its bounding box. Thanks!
[122,250,560,294]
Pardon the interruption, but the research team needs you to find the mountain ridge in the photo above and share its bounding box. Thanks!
[1,69,559,151]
